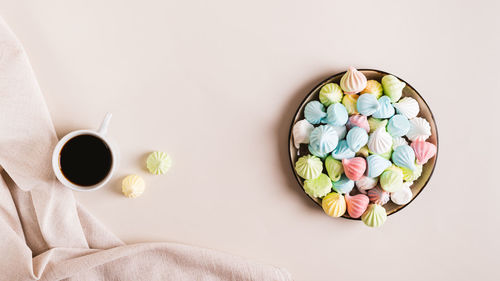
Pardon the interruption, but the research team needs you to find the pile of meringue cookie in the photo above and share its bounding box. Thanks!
[293,67,436,227]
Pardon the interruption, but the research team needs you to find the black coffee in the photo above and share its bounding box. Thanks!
[59,134,112,186]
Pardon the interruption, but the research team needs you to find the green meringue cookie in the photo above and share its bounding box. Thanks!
[381,75,406,103]
[295,155,323,180]
[303,173,332,198]
[362,204,387,227]
[325,156,343,182]
[380,169,404,192]
[146,151,172,175]
[401,164,423,182]
[385,164,403,175]
[319,83,343,106]
[368,117,388,133]
[369,148,393,160]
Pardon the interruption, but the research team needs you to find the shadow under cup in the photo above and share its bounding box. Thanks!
[58,134,113,187]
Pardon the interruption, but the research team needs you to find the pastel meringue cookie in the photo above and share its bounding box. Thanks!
[122,174,146,198]
[391,182,413,205]
[401,164,422,182]
[356,145,370,158]
[342,157,366,181]
[392,145,416,171]
[368,127,393,154]
[347,114,370,133]
[356,94,380,116]
[308,143,329,159]
[355,175,378,193]
[342,94,359,115]
[380,169,404,192]
[340,67,367,94]
[394,97,419,119]
[362,204,387,227]
[332,175,355,194]
[366,154,392,178]
[322,192,346,217]
[304,101,326,125]
[385,164,403,175]
[367,186,390,205]
[346,126,369,152]
[328,125,347,140]
[406,117,431,141]
[392,137,408,149]
[411,140,437,165]
[304,173,332,198]
[370,147,392,160]
[368,117,388,133]
[331,140,356,160]
[345,193,369,218]
[361,80,383,99]
[325,156,343,182]
[372,96,395,119]
[146,151,172,175]
[326,103,349,126]
[319,83,343,106]
[294,155,323,179]
[292,119,314,149]
[381,74,406,103]
[387,114,410,137]
[309,125,339,155]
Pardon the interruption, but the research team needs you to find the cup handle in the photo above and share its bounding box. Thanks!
[97,113,112,135]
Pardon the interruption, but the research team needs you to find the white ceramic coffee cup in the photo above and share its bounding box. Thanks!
[52,113,118,191]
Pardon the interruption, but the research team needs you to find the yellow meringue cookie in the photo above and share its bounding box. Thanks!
[122,174,146,198]
[342,94,359,115]
[361,80,383,99]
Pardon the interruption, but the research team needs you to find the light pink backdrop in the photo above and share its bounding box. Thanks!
[2,1,499,280]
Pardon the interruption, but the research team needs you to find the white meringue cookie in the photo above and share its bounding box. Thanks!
[394,97,419,119]
[406,117,431,142]
[355,176,378,194]
[368,127,392,154]
[292,119,314,149]
[390,182,413,205]
[392,137,408,149]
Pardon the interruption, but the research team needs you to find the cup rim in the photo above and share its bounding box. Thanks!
[52,129,116,192]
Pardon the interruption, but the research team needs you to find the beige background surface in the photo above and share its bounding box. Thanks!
[1,1,499,280]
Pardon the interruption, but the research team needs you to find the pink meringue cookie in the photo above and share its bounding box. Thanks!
[410,140,437,165]
[342,157,366,181]
[347,114,370,133]
[340,67,367,95]
[345,193,370,219]
[367,186,390,205]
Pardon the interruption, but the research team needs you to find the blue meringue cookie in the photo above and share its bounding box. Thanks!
[326,103,348,126]
[308,143,329,159]
[387,114,410,137]
[331,140,356,160]
[329,125,347,140]
[372,96,395,119]
[309,125,339,155]
[332,175,355,194]
[346,126,368,152]
[357,93,380,116]
[304,101,326,125]
[366,154,392,178]
[392,145,416,171]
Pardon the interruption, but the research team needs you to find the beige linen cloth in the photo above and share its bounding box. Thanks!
[0,18,291,281]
